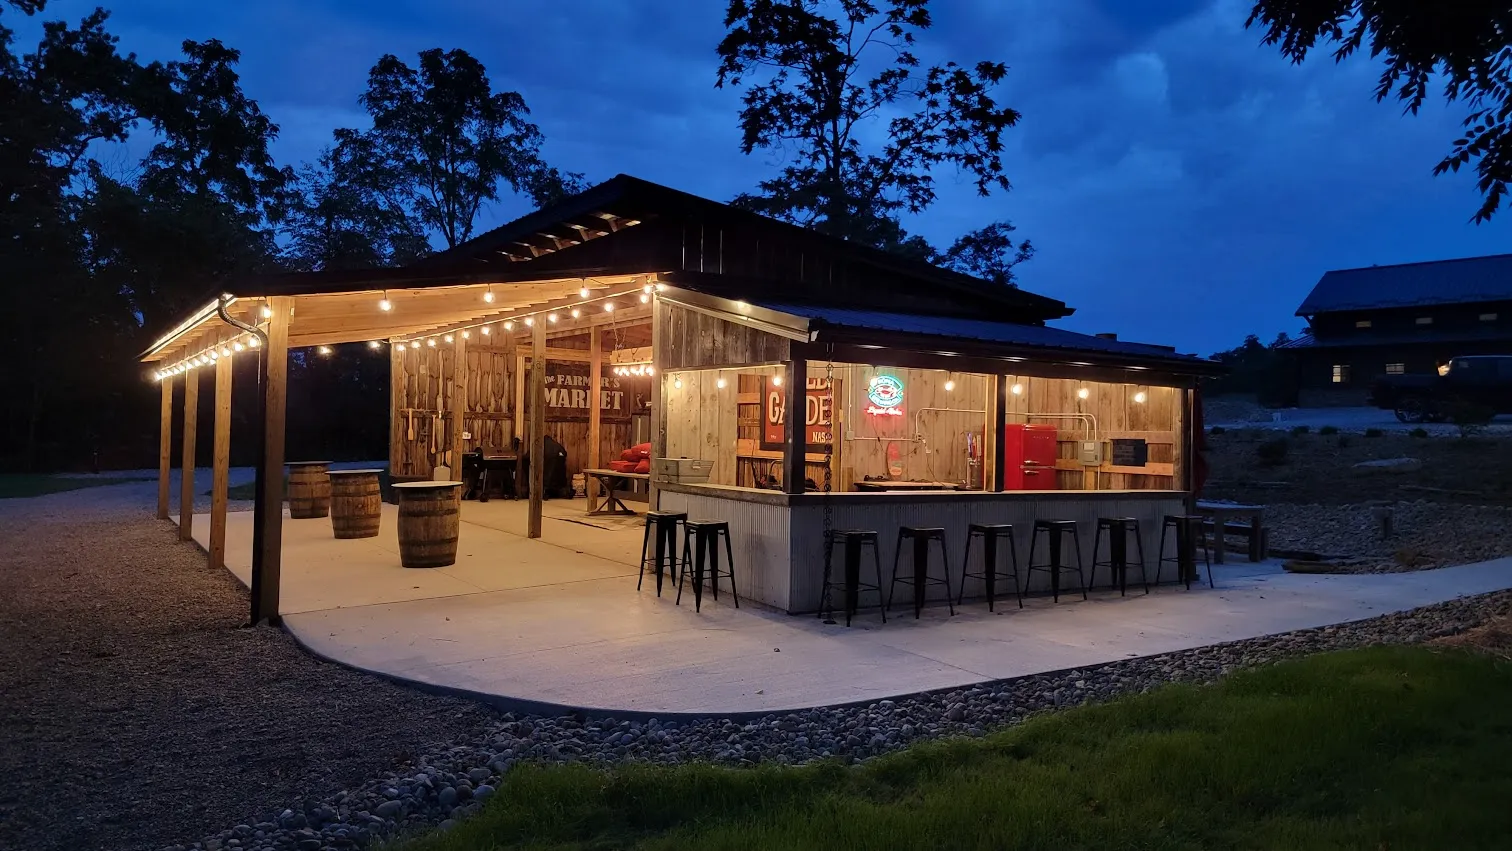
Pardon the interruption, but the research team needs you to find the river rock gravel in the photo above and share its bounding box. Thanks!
[1264,500,1512,571]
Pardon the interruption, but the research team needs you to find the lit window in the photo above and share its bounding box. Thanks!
[1332,364,1351,384]
[1415,316,1433,325]
[1354,319,1372,329]
[1481,312,1499,321]
[1385,363,1405,375]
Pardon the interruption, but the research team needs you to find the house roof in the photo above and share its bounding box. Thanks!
[1279,325,1512,350]
[757,302,1221,375]
[1296,253,1512,315]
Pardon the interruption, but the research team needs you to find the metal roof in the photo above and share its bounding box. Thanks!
[1297,253,1512,315]
[758,302,1217,373]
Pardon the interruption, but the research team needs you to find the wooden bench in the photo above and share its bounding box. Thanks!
[583,469,650,516]
[1194,501,1267,563]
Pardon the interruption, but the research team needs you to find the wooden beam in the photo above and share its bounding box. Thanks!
[782,357,807,495]
[993,374,1008,492]
[450,333,467,478]
[648,296,665,509]
[251,296,292,625]
[178,367,199,540]
[528,318,546,538]
[209,349,233,570]
[157,377,173,520]
[589,328,602,470]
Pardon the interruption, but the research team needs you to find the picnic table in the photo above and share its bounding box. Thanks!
[1194,501,1267,563]
[583,468,650,516]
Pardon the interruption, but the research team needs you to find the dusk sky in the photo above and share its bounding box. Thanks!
[23,0,1512,355]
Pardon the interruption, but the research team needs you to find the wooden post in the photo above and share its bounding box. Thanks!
[782,356,808,495]
[209,350,234,570]
[648,296,665,510]
[588,327,602,470]
[450,333,467,479]
[993,375,1009,492]
[158,377,173,519]
[389,345,404,476]
[527,318,546,538]
[251,296,291,624]
[178,366,199,540]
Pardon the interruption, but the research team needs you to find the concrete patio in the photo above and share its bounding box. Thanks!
[187,497,1512,716]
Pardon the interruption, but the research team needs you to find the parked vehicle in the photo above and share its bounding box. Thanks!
[1368,356,1512,423]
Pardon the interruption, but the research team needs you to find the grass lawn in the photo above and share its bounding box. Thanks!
[0,474,151,500]
[394,645,1512,851]
[220,469,389,501]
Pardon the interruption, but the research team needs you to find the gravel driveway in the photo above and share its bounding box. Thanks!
[0,485,498,851]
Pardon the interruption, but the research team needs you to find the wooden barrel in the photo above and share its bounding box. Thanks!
[329,470,382,539]
[287,462,331,519]
[395,482,463,568]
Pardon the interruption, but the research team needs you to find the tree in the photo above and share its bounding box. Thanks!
[282,143,431,272]
[337,48,584,250]
[938,220,1033,286]
[716,0,1031,277]
[1247,1,1512,222]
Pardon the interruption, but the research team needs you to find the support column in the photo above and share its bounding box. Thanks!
[993,374,1009,492]
[648,296,666,510]
[251,296,291,625]
[588,327,602,470]
[178,367,199,540]
[527,318,546,538]
[782,355,808,495]
[209,348,233,570]
[158,377,173,519]
[450,332,467,479]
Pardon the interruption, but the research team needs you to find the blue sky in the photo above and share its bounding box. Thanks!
[20,0,1512,354]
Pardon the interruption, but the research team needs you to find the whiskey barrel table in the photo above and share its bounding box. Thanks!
[286,461,332,519]
[392,481,464,568]
[328,469,383,539]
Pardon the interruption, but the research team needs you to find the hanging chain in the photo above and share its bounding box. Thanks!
[819,347,838,624]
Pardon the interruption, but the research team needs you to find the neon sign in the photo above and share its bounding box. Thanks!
[865,375,905,416]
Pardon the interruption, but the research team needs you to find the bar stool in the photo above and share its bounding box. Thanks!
[677,519,739,612]
[820,530,888,626]
[888,527,955,619]
[1026,519,1088,603]
[637,510,686,597]
[957,523,1023,611]
[1157,515,1213,590]
[1092,517,1149,596]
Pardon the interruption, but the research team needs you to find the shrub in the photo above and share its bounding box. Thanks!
[1209,426,1227,436]
[1364,428,1384,438]
[1336,435,1351,449]
[1408,427,1429,438]
[1318,425,1339,435]
[1449,400,1495,438]
[1256,437,1290,466]
[1290,425,1311,436]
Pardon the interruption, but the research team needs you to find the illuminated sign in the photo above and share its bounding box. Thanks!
[865,375,905,417]
[760,377,837,451]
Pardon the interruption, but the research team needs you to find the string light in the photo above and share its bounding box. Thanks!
[444,334,454,343]
[570,308,581,319]
[481,325,490,336]
[461,329,470,339]
[1133,390,1148,403]
[220,346,231,357]
[483,286,495,303]
[317,345,332,355]
[1010,383,1022,395]
[427,338,437,347]
[603,302,614,312]
[579,286,590,298]
[716,375,727,389]
[642,283,653,294]
[524,316,534,326]
[944,380,955,391]
[261,305,273,319]
[1077,387,1090,400]
[368,340,382,350]
[233,342,244,352]
[547,313,558,323]
[772,374,783,387]
[639,293,650,303]
[248,337,260,348]
[379,290,392,312]
[395,342,406,351]
[504,321,514,331]
[673,375,683,389]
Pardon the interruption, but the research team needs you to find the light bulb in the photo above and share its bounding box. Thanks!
[772,374,783,387]
[481,325,490,335]
[944,380,955,391]
[461,329,470,339]
[571,308,581,318]
[444,334,454,343]
[368,340,381,349]
[673,376,683,389]
[504,321,514,331]
[1010,383,1022,395]
[483,289,495,303]
[233,342,244,352]
[248,337,260,348]
[655,283,665,291]
[427,338,436,347]
[378,298,391,312]
[221,347,231,357]
[646,366,654,376]
[524,316,534,326]
[639,293,649,303]
[1077,387,1090,400]
[716,376,727,389]
[547,313,558,323]
[317,345,332,355]
[603,302,614,312]
[1134,391,1148,403]
[261,305,272,319]
[395,342,405,351]
[579,286,589,298]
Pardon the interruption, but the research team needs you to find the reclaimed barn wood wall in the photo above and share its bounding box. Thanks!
[836,366,991,489]
[1003,376,1181,491]
[655,301,790,371]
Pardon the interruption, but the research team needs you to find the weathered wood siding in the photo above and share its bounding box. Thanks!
[654,488,793,609]
[656,301,789,371]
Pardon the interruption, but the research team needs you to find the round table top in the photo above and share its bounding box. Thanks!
[328,468,385,476]
[392,481,465,489]
[286,460,332,467]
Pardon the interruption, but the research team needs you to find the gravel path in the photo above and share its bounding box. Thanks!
[0,486,498,851]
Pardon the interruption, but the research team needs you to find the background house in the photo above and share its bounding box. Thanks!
[1287,254,1512,406]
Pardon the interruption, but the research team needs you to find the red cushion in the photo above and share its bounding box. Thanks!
[620,448,638,462]
[633,459,651,474]
[630,442,652,459]
[608,460,638,473]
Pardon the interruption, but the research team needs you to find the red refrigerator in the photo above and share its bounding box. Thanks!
[1001,423,1058,490]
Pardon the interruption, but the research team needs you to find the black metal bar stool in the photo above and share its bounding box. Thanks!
[888,527,954,619]
[1027,519,1088,602]
[637,510,686,597]
[820,530,887,626]
[1093,517,1149,596]
[957,523,1023,611]
[677,519,739,612]
[1157,515,1213,590]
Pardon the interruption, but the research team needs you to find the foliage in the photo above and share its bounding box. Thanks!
[716,0,1031,279]
[332,48,584,250]
[1256,437,1290,465]
[1290,424,1310,435]
[1209,425,1227,436]
[1204,332,1296,404]
[1318,425,1338,435]
[391,647,1512,851]
[1448,399,1495,438]
[1409,427,1429,438]
[1364,427,1384,438]
[1335,435,1350,449]
[1246,1,1512,222]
